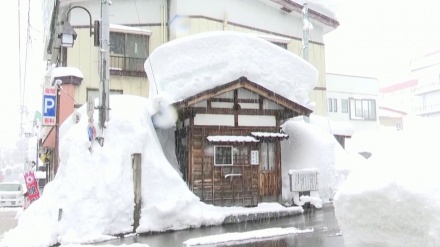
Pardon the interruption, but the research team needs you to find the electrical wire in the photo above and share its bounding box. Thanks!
[133,0,159,95]
[59,86,79,104]
[23,0,31,108]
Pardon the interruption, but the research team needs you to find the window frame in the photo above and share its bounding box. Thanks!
[109,31,150,77]
[341,99,349,113]
[214,145,234,166]
[261,142,276,171]
[328,98,338,113]
[349,98,377,121]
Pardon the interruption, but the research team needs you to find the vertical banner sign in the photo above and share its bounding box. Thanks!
[24,171,40,204]
[42,87,57,126]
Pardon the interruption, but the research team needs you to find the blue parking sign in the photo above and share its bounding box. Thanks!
[42,87,57,126]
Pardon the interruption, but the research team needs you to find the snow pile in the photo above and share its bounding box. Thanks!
[0,95,225,247]
[183,227,313,246]
[334,117,440,246]
[145,31,318,108]
[280,117,364,205]
[308,114,356,137]
[280,118,337,203]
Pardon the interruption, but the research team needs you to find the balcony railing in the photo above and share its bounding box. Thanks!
[110,56,146,77]
[414,103,440,116]
[413,82,440,95]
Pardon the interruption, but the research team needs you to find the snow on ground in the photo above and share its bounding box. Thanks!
[334,116,440,247]
[145,31,318,109]
[183,227,313,246]
[60,244,149,247]
[0,96,306,247]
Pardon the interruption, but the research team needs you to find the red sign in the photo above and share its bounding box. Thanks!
[24,172,40,204]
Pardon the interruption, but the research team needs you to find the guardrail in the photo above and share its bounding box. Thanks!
[109,56,146,77]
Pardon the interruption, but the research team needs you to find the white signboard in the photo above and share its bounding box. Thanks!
[250,150,259,165]
[42,87,57,126]
[290,170,319,192]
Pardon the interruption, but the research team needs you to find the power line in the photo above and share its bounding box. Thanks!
[133,0,158,94]
[18,0,22,102]
[23,0,31,107]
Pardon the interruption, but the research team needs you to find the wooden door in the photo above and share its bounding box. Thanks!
[259,142,279,198]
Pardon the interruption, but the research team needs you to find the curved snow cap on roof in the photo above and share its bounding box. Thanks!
[145,31,318,107]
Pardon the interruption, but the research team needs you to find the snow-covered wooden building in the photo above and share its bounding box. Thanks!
[173,76,312,206]
[148,31,318,206]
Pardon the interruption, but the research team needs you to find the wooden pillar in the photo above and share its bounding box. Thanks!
[132,153,142,233]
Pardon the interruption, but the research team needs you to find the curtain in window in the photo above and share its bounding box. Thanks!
[261,143,268,170]
[268,143,275,170]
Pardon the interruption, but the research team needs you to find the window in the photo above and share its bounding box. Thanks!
[349,99,376,120]
[110,32,149,76]
[261,142,275,171]
[214,146,233,166]
[341,99,349,113]
[232,146,249,165]
[87,89,123,102]
[328,98,338,112]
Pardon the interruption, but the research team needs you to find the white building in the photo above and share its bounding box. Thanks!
[411,50,440,117]
[326,73,379,132]
[378,79,418,130]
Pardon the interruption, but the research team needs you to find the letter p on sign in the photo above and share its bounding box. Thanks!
[42,86,57,126]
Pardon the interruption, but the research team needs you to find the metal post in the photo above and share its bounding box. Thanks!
[54,84,60,176]
[99,0,111,133]
[132,153,142,232]
[302,3,309,61]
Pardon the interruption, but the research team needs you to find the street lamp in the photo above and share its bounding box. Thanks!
[59,21,77,47]
[59,6,96,48]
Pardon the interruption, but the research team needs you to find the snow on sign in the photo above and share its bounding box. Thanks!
[43,87,57,126]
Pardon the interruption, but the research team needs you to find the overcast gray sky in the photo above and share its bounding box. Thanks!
[324,0,440,85]
[1,0,440,147]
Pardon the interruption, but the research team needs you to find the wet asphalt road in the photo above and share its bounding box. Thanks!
[102,203,345,247]
[0,204,345,246]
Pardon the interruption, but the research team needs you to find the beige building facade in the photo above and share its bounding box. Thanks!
[45,0,338,114]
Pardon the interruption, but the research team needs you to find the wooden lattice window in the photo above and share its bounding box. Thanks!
[214,146,233,166]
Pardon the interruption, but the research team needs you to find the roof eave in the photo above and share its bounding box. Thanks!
[270,0,339,30]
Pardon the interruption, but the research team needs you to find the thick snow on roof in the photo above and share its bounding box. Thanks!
[334,116,440,246]
[50,67,83,84]
[145,31,318,108]
[293,0,339,20]
[251,132,289,138]
[207,136,259,143]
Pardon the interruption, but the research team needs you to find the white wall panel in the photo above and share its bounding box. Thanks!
[238,115,275,127]
[194,114,235,126]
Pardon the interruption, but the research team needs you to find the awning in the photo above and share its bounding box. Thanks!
[207,136,259,143]
[251,132,289,139]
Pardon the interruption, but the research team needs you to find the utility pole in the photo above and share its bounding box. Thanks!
[302,3,309,61]
[98,0,111,145]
